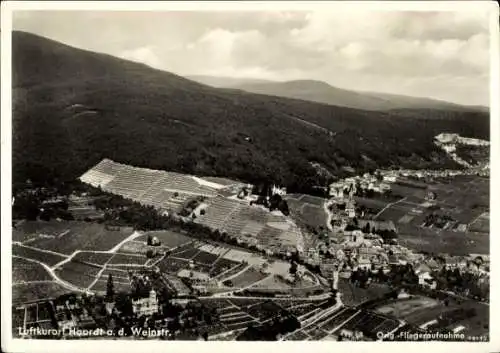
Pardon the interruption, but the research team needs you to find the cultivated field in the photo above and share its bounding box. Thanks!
[282,306,396,341]
[14,221,134,255]
[108,253,148,266]
[199,297,293,337]
[397,222,489,255]
[80,159,221,212]
[137,230,193,249]
[55,261,102,289]
[12,282,70,305]
[374,296,440,318]
[285,194,328,229]
[371,295,489,337]
[195,196,304,251]
[338,279,392,306]
[361,175,489,255]
[12,244,67,267]
[225,267,268,288]
[73,252,114,266]
[12,257,52,283]
[90,270,131,294]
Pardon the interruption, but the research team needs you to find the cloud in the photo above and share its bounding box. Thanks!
[13,9,491,105]
[119,47,162,69]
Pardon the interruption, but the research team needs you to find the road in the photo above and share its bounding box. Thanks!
[323,200,334,232]
[374,197,407,219]
[12,255,86,293]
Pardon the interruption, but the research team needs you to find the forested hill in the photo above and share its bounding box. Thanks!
[188,76,489,113]
[12,31,489,193]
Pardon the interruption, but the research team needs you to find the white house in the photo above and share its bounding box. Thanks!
[132,289,159,317]
[383,175,397,183]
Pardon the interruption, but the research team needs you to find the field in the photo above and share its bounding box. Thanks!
[72,252,113,265]
[12,257,52,283]
[250,275,292,291]
[284,305,402,341]
[372,296,489,337]
[340,310,400,338]
[225,268,268,288]
[55,261,102,289]
[397,223,489,255]
[12,244,67,267]
[209,257,240,277]
[199,298,292,337]
[13,220,75,242]
[117,240,150,254]
[376,201,416,222]
[108,253,148,266]
[191,250,220,266]
[137,230,193,249]
[171,245,201,260]
[80,159,219,212]
[13,221,134,255]
[195,196,304,251]
[90,270,131,294]
[359,175,489,255]
[354,197,390,214]
[468,213,489,233]
[285,194,328,229]
[338,279,392,306]
[100,267,130,278]
[12,282,70,305]
[374,296,440,319]
[157,257,191,274]
[455,144,489,166]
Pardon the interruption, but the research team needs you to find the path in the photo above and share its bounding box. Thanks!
[13,280,55,286]
[13,242,69,259]
[374,197,407,219]
[238,274,272,292]
[12,255,85,293]
[281,300,344,340]
[200,293,332,301]
[86,253,115,291]
[216,264,251,285]
[325,309,360,335]
[108,230,144,253]
[323,200,334,232]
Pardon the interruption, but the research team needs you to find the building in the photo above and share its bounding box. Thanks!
[357,257,371,271]
[132,289,159,317]
[105,301,116,315]
[379,183,391,192]
[383,175,397,182]
[339,329,363,341]
[271,185,287,196]
[177,269,211,282]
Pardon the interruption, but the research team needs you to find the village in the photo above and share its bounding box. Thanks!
[12,154,490,341]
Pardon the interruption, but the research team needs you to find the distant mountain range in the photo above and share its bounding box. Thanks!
[12,31,489,193]
[188,75,488,112]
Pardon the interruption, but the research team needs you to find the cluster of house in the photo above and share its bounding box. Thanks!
[17,297,102,338]
[235,184,287,202]
[435,133,490,147]
[329,173,391,198]
[304,226,489,293]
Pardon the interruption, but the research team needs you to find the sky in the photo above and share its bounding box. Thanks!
[13,9,491,106]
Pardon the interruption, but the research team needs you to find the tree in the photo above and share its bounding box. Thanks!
[289,261,298,276]
[147,234,152,246]
[106,274,115,300]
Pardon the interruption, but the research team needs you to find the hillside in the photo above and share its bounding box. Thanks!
[12,31,489,193]
[188,76,487,112]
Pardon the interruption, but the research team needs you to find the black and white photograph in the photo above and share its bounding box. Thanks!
[1,1,498,350]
